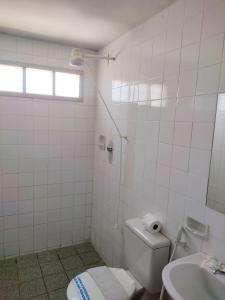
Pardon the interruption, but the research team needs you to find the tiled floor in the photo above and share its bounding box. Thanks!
[0,242,104,300]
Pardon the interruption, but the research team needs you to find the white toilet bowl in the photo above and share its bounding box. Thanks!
[67,266,141,300]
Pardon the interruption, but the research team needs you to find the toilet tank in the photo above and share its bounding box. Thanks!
[124,218,170,294]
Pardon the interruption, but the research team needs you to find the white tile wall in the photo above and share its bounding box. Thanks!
[0,34,96,257]
[92,0,225,267]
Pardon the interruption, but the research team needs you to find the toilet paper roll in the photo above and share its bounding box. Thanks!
[142,213,162,234]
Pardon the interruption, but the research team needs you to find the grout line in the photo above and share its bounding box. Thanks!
[55,246,70,281]
[37,254,50,299]
[160,3,185,231]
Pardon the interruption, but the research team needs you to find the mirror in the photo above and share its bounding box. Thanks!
[207,93,225,214]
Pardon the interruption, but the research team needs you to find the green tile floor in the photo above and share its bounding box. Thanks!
[0,242,105,300]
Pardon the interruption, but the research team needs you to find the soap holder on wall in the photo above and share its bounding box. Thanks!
[98,135,106,150]
[184,216,209,239]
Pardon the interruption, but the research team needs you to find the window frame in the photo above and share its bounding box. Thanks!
[0,61,83,102]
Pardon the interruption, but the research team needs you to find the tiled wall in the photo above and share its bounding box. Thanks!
[0,34,96,257]
[92,0,225,266]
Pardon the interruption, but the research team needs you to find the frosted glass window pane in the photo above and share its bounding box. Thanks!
[26,68,53,95]
[0,64,23,92]
[55,72,80,98]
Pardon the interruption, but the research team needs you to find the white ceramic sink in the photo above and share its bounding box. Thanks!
[162,253,225,300]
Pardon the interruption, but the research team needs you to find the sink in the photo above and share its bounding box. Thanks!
[162,253,225,300]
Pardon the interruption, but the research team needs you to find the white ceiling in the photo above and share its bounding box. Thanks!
[0,0,174,50]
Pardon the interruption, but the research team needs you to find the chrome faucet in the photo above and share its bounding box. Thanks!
[203,257,225,275]
[212,264,225,275]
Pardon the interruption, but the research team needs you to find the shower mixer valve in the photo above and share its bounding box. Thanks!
[106,146,113,152]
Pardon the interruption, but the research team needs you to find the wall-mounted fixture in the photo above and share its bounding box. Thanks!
[70,48,115,67]
[107,140,113,164]
[98,135,106,150]
[106,145,113,153]
[184,216,209,239]
[162,252,225,300]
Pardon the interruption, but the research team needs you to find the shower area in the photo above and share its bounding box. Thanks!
[0,34,109,299]
[0,39,97,257]
[0,26,133,298]
[0,31,130,300]
[2,42,130,300]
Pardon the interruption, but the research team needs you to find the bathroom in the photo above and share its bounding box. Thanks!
[0,0,225,299]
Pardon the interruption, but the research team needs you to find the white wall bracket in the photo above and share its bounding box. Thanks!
[184,216,209,239]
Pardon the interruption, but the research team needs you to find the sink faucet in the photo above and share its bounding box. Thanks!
[203,257,225,275]
[212,264,225,275]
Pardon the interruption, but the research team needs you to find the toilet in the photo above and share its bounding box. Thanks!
[67,218,170,299]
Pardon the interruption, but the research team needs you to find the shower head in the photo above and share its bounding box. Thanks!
[70,48,115,67]
[70,48,84,66]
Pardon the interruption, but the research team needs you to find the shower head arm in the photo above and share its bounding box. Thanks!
[70,48,116,66]
[84,53,115,62]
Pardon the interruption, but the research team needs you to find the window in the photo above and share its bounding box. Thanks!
[55,72,80,98]
[26,68,53,95]
[0,63,81,100]
[0,64,23,92]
